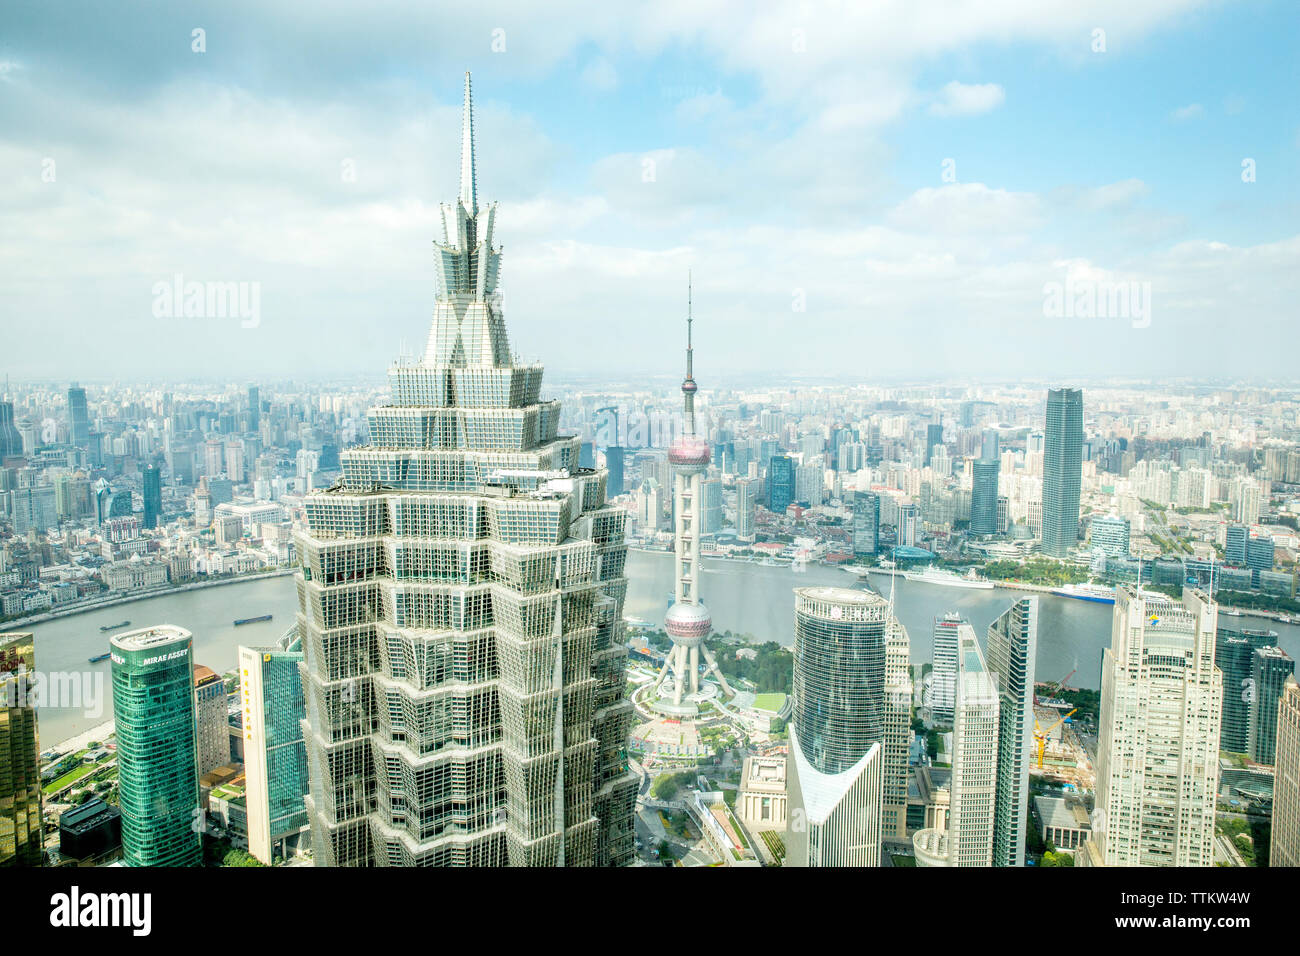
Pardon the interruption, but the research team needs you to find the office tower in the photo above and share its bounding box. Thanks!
[1089,514,1130,557]
[204,437,225,478]
[1216,627,1278,754]
[1041,388,1083,558]
[1246,535,1275,586]
[736,476,757,540]
[0,632,42,866]
[1225,524,1248,566]
[701,476,722,534]
[110,625,202,867]
[67,384,91,447]
[247,385,260,431]
[1232,477,1262,526]
[986,597,1038,866]
[142,464,162,529]
[788,587,895,867]
[925,422,943,466]
[981,428,1000,462]
[930,613,963,724]
[0,402,22,460]
[579,441,595,469]
[604,446,625,497]
[852,490,880,555]
[897,502,919,548]
[882,612,911,839]
[1272,676,1300,867]
[947,625,999,866]
[1248,646,1295,765]
[193,665,228,777]
[1095,588,1221,867]
[224,438,245,483]
[653,280,734,713]
[297,75,635,867]
[239,633,309,865]
[768,454,795,513]
[970,459,999,535]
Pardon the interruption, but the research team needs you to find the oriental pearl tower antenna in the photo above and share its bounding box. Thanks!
[653,274,735,714]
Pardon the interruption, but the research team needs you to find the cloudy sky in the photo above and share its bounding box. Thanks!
[1,0,1297,384]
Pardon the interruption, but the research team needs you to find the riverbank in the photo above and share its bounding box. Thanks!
[48,718,116,756]
[3,567,298,630]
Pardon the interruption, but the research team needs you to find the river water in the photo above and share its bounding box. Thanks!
[26,553,1300,745]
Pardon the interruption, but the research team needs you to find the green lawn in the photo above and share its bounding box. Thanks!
[752,693,786,712]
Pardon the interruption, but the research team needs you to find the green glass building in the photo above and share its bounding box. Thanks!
[110,625,202,867]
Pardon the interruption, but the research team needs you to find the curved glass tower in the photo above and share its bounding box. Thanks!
[297,73,636,867]
[110,625,202,867]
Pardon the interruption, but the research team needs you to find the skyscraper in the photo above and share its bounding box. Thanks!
[1089,514,1130,557]
[1248,645,1295,765]
[897,502,919,548]
[735,476,757,541]
[653,280,734,714]
[925,421,944,466]
[0,632,42,866]
[247,384,260,431]
[930,613,964,725]
[1216,627,1278,754]
[970,459,999,535]
[1095,587,1221,867]
[142,464,162,529]
[297,74,635,867]
[768,454,795,513]
[852,490,880,555]
[110,625,202,867]
[239,630,309,865]
[193,665,228,777]
[947,625,999,866]
[67,385,90,447]
[1040,388,1083,558]
[986,597,1038,866]
[0,401,22,460]
[788,587,907,867]
[1271,675,1300,867]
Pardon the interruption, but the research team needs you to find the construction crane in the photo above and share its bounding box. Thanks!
[1033,708,1077,769]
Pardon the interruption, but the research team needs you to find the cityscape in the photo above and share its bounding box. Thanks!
[1,0,1296,937]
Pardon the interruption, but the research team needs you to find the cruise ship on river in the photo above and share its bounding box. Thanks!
[901,566,994,590]
[1050,582,1116,604]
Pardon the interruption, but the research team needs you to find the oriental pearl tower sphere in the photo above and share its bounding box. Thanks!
[655,276,735,713]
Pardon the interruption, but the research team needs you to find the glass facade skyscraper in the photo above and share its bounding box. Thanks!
[67,385,90,447]
[970,459,999,535]
[1216,626,1277,754]
[1041,388,1083,558]
[852,490,880,555]
[142,464,162,529]
[788,587,909,867]
[296,74,636,867]
[1249,645,1295,765]
[986,598,1037,867]
[110,625,202,867]
[768,454,795,513]
[0,632,42,867]
[239,629,309,864]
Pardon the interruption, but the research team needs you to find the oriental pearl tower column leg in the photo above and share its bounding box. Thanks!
[700,644,734,697]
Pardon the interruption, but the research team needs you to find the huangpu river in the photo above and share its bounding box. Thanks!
[27,553,1300,745]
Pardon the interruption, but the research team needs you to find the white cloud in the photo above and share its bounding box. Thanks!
[929,81,1006,117]
[1171,103,1205,120]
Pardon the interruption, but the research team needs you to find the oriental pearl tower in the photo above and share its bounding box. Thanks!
[653,276,735,714]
